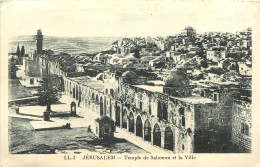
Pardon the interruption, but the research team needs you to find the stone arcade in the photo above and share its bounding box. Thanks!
[63,70,231,153]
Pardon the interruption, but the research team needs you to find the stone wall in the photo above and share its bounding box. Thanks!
[231,100,251,152]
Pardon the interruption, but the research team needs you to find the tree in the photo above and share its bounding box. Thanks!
[16,44,21,57]
[131,48,141,58]
[21,46,25,57]
[38,74,60,110]
[8,56,18,79]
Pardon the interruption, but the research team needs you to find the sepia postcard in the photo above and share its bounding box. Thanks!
[1,0,260,167]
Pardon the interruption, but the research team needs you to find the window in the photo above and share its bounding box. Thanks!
[182,144,185,150]
[30,78,34,85]
[179,108,185,127]
[213,93,219,101]
[241,123,249,136]
[182,116,185,127]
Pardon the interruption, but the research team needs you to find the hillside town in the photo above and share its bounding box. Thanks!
[8,26,252,153]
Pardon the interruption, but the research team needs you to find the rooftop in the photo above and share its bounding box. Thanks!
[171,95,215,104]
[133,85,164,93]
[68,76,104,92]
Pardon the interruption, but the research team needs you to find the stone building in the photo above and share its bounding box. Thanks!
[24,29,44,78]
[95,115,115,139]
[62,69,233,153]
[231,98,251,152]
[181,26,196,39]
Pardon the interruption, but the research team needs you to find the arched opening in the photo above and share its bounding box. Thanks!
[70,82,71,95]
[179,107,185,127]
[162,104,168,121]
[104,96,107,114]
[201,90,205,97]
[96,94,99,103]
[110,89,114,97]
[100,96,103,116]
[116,106,120,127]
[92,93,94,101]
[153,124,161,147]
[157,101,162,120]
[129,112,135,133]
[62,79,65,92]
[76,86,79,100]
[79,87,82,102]
[144,119,151,142]
[73,86,75,99]
[164,127,174,151]
[66,81,69,93]
[109,101,112,118]
[122,109,127,129]
[136,116,143,137]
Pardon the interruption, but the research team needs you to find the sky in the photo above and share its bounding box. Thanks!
[1,0,258,38]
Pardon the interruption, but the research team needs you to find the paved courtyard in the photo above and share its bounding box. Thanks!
[9,94,172,154]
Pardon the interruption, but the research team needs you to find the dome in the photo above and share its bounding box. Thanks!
[95,115,114,122]
[165,71,189,87]
[185,26,193,30]
[217,78,226,82]
[121,71,138,78]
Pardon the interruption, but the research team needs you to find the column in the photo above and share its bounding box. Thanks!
[151,131,154,145]
[134,122,137,136]
[161,131,165,149]
[142,127,145,141]
[120,106,123,128]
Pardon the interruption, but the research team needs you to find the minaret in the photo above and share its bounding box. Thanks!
[36,29,43,54]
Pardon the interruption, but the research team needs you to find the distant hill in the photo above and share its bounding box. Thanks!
[9,36,121,55]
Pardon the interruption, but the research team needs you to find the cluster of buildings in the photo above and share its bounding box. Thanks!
[11,26,252,153]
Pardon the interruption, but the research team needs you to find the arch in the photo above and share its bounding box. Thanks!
[153,123,161,147]
[162,103,168,121]
[144,119,151,141]
[116,106,120,127]
[157,101,162,120]
[110,89,114,97]
[79,87,82,102]
[179,107,185,127]
[70,82,71,95]
[92,93,94,100]
[96,94,99,103]
[109,100,112,118]
[164,127,174,151]
[122,109,127,129]
[73,85,76,99]
[136,115,143,137]
[100,96,103,116]
[129,112,135,133]
[76,85,79,100]
[201,90,205,97]
[65,80,67,92]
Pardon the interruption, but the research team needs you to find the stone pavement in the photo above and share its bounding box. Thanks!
[59,94,172,154]
[11,94,171,153]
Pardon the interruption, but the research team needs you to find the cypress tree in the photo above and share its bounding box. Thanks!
[16,44,21,57]
[21,45,25,57]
